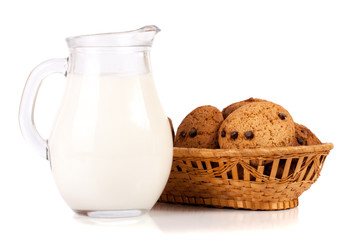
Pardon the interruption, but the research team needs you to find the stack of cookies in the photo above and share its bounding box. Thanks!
[173,98,321,149]
[160,99,331,210]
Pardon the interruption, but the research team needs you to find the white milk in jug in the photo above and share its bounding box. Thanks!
[48,73,173,215]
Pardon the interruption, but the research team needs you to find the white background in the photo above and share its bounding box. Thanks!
[1,0,359,239]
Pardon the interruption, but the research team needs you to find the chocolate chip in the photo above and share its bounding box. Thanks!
[278,113,287,120]
[221,130,226,137]
[189,128,197,138]
[180,131,186,137]
[244,131,254,140]
[230,131,238,140]
[301,129,307,134]
[297,137,304,145]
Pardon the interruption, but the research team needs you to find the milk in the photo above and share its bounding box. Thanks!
[48,73,173,213]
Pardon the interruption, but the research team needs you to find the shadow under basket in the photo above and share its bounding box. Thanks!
[159,143,333,210]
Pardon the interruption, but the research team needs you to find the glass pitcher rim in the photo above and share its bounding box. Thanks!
[66,25,160,49]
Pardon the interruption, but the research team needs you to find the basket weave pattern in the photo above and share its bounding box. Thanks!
[160,143,333,210]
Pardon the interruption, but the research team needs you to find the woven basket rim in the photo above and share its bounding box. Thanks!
[174,143,333,158]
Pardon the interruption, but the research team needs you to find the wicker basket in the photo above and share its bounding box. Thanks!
[159,143,333,210]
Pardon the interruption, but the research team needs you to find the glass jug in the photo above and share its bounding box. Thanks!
[19,26,173,218]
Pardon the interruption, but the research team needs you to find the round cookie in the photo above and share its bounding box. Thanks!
[222,97,268,119]
[294,123,321,146]
[175,105,224,149]
[218,102,296,149]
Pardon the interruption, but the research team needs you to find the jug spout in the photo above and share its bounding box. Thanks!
[66,25,161,49]
[129,25,160,47]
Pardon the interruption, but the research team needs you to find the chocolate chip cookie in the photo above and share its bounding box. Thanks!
[174,105,224,149]
[222,97,268,119]
[294,123,321,146]
[218,102,296,149]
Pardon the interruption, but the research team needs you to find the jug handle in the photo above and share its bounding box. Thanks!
[19,58,67,159]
